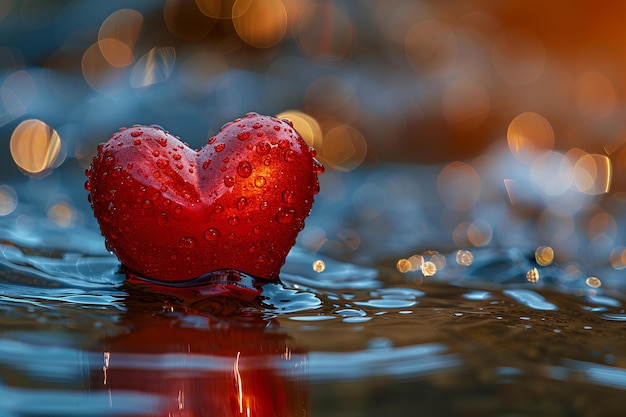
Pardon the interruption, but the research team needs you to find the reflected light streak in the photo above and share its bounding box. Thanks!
[234,351,243,414]
[572,154,611,195]
[130,47,176,88]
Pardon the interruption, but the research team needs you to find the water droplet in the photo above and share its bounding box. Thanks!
[214,204,224,213]
[152,150,160,157]
[281,118,293,127]
[157,159,168,169]
[156,138,168,147]
[253,225,261,235]
[273,125,281,131]
[257,254,266,263]
[104,155,114,166]
[142,199,153,209]
[282,189,296,204]
[176,163,184,170]
[222,157,229,164]
[278,139,290,149]
[153,171,160,178]
[284,149,296,162]
[202,160,210,169]
[130,130,143,137]
[84,180,92,191]
[228,232,235,240]
[275,208,295,224]
[173,153,181,160]
[111,165,122,177]
[163,198,172,206]
[127,163,134,170]
[204,228,220,241]
[215,143,225,152]
[252,122,263,129]
[237,161,252,178]
[237,131,250,141]
[256,141,271,155]
[224,176,235,187]
[259,201,268,211]
[313,160,325,174]
[228,215,239,226]
[246,112,259,118]
[237,197,247,210]
[254,176,266,187]
[133,139,142,145]
[157,212,168,226]
[179,236,197,249]
[174,205,183,215]
[248,245,256,253]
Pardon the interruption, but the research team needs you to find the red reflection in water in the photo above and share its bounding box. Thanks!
[90,279,308,417]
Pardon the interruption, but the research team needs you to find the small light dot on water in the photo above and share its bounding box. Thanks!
[526,267,540,283]
[312,259,325,273]
[586,276,602,288]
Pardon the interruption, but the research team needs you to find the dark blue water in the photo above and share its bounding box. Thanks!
[1,161,625,417]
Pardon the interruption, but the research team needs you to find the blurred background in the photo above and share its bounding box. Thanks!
[2,0,626,275]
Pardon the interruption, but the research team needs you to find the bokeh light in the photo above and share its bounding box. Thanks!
[507,112,554,162]
[572,154,611,195]
[437,161,481,211]
[0,185,17,216]
[319,123,367,172]
[232,0,287,49]
[276,110,323,150]
[535,246,554,266]
[98,9,143,68]
[10,119,62,176]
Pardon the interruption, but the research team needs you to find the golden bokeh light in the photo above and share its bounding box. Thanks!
[609,247,626,270]
[492,28,545,85]
[10,119,62,175]
[276,110,323,150]
[396,258,411,273]
[421,261,437,277]
[455,250,473,266]
[467,220,492,247]
[312,259,326,273]
[81,42,128,94]
[195,0,236,19]
[408,255,424,271]
[574,71,616,120]
[47,203,74,228]
[535,246,554,266]
[294,3,354,61]
[130,47,177,88]
[526,268,540,283]
[232,0,287,49]
[98,9,143,68]
[320,123,367,172]
[572,154,611,195]
[507,112,554,162]
[405,19,457,75]
[0,185,17,216]
[529,151,573,196]
[441,78,490,130]
[437,161,481,211]
[585,276,601,288]
[164,0,216,41]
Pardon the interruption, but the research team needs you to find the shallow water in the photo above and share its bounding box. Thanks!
[1,161,625,417]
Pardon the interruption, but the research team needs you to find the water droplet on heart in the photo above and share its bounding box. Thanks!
[237,161,252,178]
[273,125,281,131]
[252,122,263,129]
[282,190,296,204]
[208,136,216,145]
[223,157,229,163]
[133,139,142,145]
[228,215,239,226]
[237,197,247,210]
[256,141,271,155]
[179,236,197,249]
[176,163,184,170]
[152,150,160,157]
[174,205,183,215]
[276,208,295,224]
[151,191,161,200]
[219,166,226,172]
[260,201,268,211]
[228,232,235,240]
[127,163,134,170]
[254,176,266,187]
[263,159,271,166]
[253,225,261,235]
[237,132,250,141]
[202,160,210,169]
[313,160,324,174]
[257,254,266,263]
[104,155,114,166]
[142,199,153,209]
[97,144,104,153]
[188,168,194,173]
[278,139,290,149]
[130,130,143,137]
[246,112,259,118]
[156,159,168,169]
[157,212,168,225]
[160,185,167,192]
[112,166,124,177]
[214,204,224,213]
[163,198,172,207]
[153,171,160,178]
[156,138,168,147]
[173,153,181,160]
[281,118,294,127]
[248,245,256,253]
[84,180,92,191]
[204,227,220,241]
[284,149,296,162]
[215,143,225,152]
[224,176,235,187]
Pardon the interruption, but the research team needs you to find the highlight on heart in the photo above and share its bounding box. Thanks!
[85,112,323,284]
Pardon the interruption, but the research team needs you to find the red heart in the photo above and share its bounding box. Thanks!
[85,113,322,283]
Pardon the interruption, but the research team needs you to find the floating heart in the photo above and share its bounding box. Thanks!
[85,113,322,283]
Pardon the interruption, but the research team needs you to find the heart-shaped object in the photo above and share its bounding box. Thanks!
[85,113,322,283]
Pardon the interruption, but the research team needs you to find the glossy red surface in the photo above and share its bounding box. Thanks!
[86,113,322,282]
